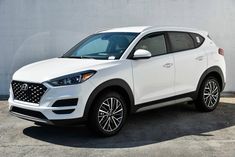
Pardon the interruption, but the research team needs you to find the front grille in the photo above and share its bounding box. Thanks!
[11,81,47,104]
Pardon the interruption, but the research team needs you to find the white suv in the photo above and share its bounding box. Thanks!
[9,26,226,136]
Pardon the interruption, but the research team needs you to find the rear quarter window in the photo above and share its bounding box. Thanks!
[189,33,205,48]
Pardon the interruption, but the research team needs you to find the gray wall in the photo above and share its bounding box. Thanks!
[0,0,235,95]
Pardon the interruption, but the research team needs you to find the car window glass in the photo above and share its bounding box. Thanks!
[62,33,138,60]
[168,32,195,52]
[135,34,167,56]
[78,38,109,55]
[190,33,205,47]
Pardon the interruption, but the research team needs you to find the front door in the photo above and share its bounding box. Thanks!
[131,33,175,105]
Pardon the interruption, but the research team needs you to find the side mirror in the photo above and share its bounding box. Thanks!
[133,49,152,59]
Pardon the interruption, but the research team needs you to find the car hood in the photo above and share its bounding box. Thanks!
[13,58,118,83]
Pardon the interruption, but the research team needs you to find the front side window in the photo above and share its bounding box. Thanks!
[168,32,195,52]
[135,34,167,56]
[63,33,138,60]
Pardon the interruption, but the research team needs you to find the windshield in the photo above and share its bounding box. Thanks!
[62,32,139,60]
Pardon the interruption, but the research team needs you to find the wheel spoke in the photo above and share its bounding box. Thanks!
[113,108,123,115]
[212,87,218,94]
[111,116,118,129]
[212,96,217,102]
[99,109,109,115]
[211,95,218,101]
[102,117,110,130]
[113,101,121,113]
[204,95,209,103]
[110,98,113,112]
[108,118,112,131]
[102,102,110,108]
[99,115,108,124]
[209,97,213,107]
[113,116,122,123]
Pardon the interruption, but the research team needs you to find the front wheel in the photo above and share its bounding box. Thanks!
[88,91,127,136]
[195,76,221,112]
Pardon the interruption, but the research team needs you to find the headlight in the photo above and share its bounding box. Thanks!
[47,70,96,86]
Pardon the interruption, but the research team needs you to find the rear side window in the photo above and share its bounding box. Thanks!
[168,32,195,52]
[135,34,167,56]
[190,33,205,47]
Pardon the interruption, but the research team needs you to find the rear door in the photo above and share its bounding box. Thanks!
[167,32,207,95]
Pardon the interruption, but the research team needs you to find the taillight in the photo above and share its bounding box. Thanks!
[218,48,224,56]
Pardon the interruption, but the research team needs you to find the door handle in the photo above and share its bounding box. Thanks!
[195,56,204,61]
[163,63,173,68]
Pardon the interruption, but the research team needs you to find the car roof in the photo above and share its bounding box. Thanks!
[100,26,208,36]
[101,26,150,33]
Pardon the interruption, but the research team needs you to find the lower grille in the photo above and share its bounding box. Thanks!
[11,81,47,104]
[10,106,48,120]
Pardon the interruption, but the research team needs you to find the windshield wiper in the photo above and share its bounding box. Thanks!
[62,56,95,59]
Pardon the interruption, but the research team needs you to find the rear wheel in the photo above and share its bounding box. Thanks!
[195,76,221,112]
[88,91,127,136]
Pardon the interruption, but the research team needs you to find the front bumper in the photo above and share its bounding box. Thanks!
[9,108,86,125]
[8,80,95,124]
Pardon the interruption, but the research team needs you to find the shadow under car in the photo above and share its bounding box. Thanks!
[23,100,235,148]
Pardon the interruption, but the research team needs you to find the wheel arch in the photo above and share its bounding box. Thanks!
[196,66,225,99]
[83,79,135,119]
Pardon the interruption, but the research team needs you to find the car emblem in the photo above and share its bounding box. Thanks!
[20,83,28,91]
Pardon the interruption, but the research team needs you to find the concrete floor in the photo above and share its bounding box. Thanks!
[0,97,235,157]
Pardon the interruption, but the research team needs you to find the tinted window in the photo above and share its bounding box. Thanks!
[190,33,205,47]
[168,32,195,52]
[135,34,167,56]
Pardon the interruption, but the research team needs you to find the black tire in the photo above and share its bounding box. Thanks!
[195,76,221,112]
[88,90,127,137]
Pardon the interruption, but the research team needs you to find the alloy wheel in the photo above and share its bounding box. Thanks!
[203,80,219,108]
[98,97,124,132]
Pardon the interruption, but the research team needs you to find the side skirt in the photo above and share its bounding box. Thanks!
[133,92,197,113]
